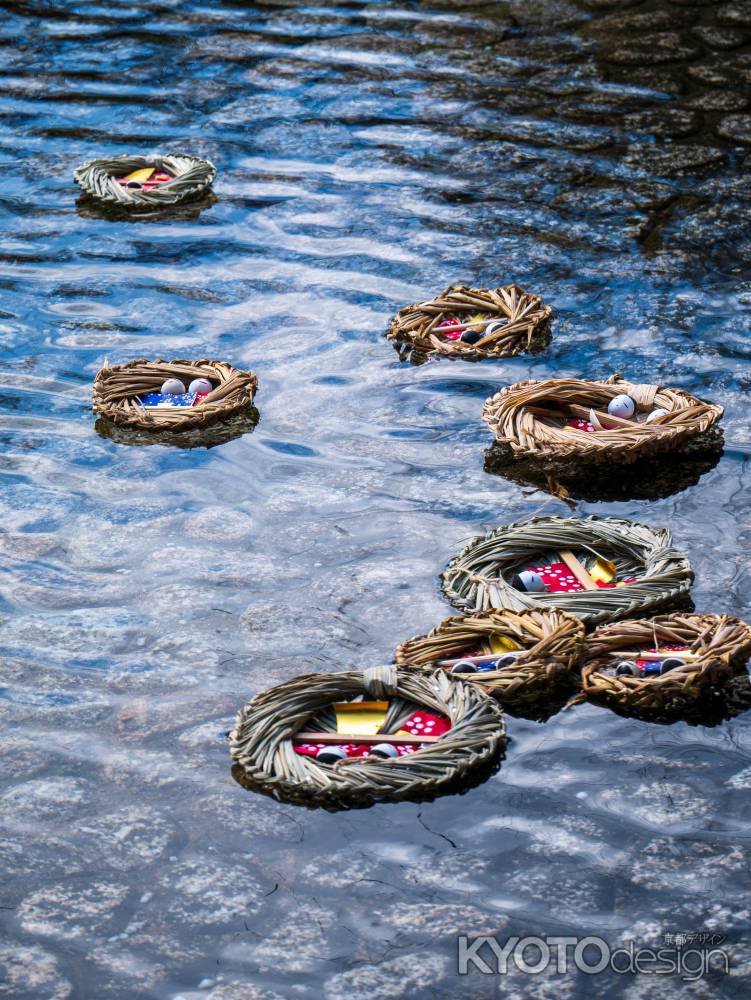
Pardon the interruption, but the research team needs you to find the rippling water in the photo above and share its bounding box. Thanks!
[2,0,751,996]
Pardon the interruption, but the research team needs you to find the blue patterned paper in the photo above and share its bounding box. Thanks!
[140,393,197,408]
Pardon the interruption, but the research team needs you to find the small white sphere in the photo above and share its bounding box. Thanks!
[370,743,399,759]
[607,394,635,419]
[645,407,669,423]
[188,377,213,395]
[161,378,186,395]
[515,570,547,593]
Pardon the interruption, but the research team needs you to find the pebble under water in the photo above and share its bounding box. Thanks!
[2,0,751,996]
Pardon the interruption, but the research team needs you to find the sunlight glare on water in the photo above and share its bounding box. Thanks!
[1,0,751,996]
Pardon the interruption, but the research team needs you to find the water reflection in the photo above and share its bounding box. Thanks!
[484,439,724,502]
[95,406,260,449]
[76,192,218,224]
[2,0,751,995]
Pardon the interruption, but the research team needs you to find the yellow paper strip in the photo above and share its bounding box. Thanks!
[590,558,617,584]
[488,633,522,653]
[124,166,155,183]
[333,700,388,736]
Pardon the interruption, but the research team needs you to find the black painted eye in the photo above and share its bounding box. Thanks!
[615,661,639,676]
[460,328,484,344]
[495,653,521,669]
[450,660,478,673]
[660,657,685,673]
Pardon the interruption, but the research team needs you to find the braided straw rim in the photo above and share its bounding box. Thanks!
[441,515,693,625]
[394,608,585,709]
[578,613,751,719]
[229,665,506,809]
[386,284,552,361]
[74,154,216,207]
[482,374,723,464]
[92,358,258,432]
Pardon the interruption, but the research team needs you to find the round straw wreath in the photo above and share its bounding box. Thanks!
[74,153,216,207]
[394,608,584,710]
[441,515,693,626]
[482,375,723,466]
[229,665,506,810]
[92,358,257,432]
[577,614,751,721]
[386,283,552,361]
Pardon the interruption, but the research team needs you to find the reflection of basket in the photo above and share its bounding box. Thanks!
[95,407,259,450]
[483,440,723,504]
[483,375,723,466]
[577,614,751,722]
[441,515,693,626]
[386,284,552,361]
[92,359,258,433]
[229,665,506,810]
[74,154,216,208]
[394,608,584,710]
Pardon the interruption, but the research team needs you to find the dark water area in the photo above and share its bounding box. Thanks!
[2,0,751,996]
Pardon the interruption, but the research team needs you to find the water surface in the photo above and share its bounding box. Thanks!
[2,0,751,996]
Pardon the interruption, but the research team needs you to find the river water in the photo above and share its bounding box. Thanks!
[1,0,751,997]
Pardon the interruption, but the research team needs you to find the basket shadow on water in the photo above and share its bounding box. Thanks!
[229,665,507,811]
[95,406,259,450]
[484,434,723,504]
[76,191,217,223]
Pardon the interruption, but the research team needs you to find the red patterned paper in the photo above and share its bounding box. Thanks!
[436,314,462,340]
[635,643,687,669]
[293,710,451,760]
[527,561,636,593]
[293,741,371,759]
[566,418,596,433]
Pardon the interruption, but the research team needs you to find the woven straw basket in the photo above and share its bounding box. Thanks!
[441,515,693,626]
[483,375,723,466]
[229,665,506,810]
[577,614,751,722]
[386,284,552,362]
[394,608,584,711]
[92,358,257,433]
[74,154,216,207]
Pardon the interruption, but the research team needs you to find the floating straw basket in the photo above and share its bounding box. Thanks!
[92,358,257,433]
[577,614,751,721]
[386,284,552,361]
[74,154,216,207]
[394,608,584,710]
[229,665,506,810]
[441,515,693,626]
[482,375,723,466]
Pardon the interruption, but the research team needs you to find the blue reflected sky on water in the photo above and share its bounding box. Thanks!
[1,1,751,997]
